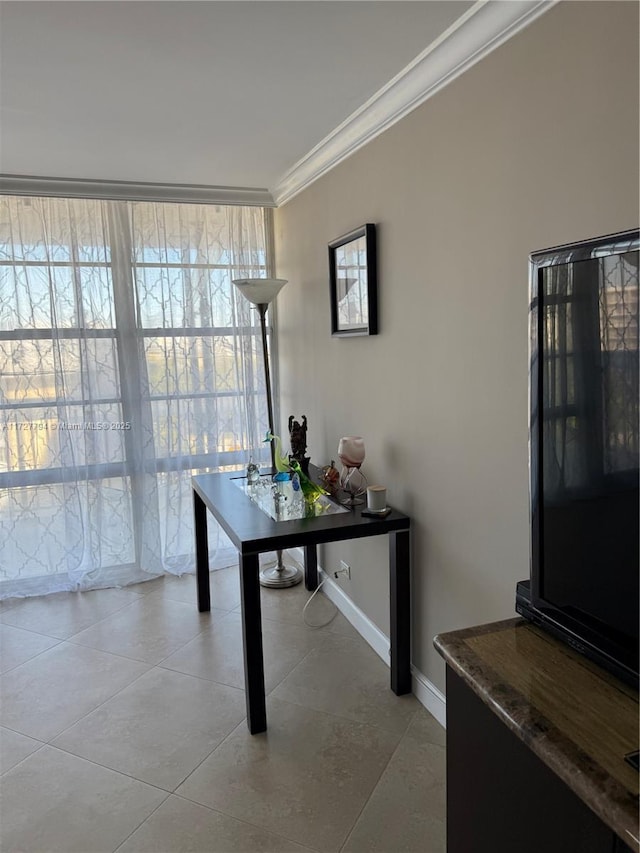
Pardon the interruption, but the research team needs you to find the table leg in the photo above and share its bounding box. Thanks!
[304,544,318,591]
[240,552,267,734]
[390,529,411,695]
[193,489,210,613]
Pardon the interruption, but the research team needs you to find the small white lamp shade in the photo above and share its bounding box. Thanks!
[233,278,287,306]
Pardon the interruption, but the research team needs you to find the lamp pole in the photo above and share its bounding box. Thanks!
[257,303,276,472]
[233,278,302,588]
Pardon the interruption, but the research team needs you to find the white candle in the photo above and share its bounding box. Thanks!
[367,485,386,511]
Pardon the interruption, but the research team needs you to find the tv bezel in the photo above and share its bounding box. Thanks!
[526,228,640,688]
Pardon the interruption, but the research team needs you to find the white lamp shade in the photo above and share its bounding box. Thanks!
[338,436,365,468]
[233,278,287,306]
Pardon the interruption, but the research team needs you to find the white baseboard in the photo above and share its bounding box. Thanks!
[290,548,446,729]
[410,665,447,730]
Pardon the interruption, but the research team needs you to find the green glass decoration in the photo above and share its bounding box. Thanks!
[264,432,329,507]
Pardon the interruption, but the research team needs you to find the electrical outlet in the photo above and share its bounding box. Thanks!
[340,560,351,580]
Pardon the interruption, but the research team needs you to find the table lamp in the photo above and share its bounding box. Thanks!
[233,277,302,588]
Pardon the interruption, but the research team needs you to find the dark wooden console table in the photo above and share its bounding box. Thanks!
[192,468,411,734]
[435,619,639,853]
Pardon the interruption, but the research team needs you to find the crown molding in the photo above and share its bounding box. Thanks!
[272,0,558,207]
[0,174,276,208]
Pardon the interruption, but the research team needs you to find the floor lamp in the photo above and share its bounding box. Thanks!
[233,278,302,588]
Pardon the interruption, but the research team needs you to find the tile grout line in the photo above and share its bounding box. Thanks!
[110,790,172,853]
[43,646,246,753]
[150,605,238,668]
[138,644,337,796]
[0,619,72,642]
[112,785,325,853]
[0,634,65,676]
[156,622,327,694]
[155,660,248,692]
[173,726,330,853]
[170,714,249,794]
[0,590,150,644]
[174,694,416,853]
[63,598,232,663]
[2,588,244,752]
[48,684,247,794]
[170,790,325,853]
[2,572,434,853]
[169,633,337,789]
[166,638,386,797]
[266,630,418,737]
[33,746,173,853]
[2,577,236,650]
[50,741,177,791]
[41,664,157,746]
[0,737,48,777]
[265,687,417,739]
[337,707,420,853]
[264,638,332,697]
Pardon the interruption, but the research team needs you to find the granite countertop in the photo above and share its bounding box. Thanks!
[434,618,639,852]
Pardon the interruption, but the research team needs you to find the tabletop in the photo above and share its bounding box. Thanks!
[192,466,411,556]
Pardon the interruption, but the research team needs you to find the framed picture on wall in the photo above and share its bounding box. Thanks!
[328,223,378,337]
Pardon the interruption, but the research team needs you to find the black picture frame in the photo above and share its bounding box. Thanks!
[329,223,378,337]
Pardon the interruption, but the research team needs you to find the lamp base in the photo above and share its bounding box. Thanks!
[340,495,365,507]
[259,551,303,588]
[339,465,367,507]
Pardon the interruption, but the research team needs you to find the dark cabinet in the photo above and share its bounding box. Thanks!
[446,669,635,853]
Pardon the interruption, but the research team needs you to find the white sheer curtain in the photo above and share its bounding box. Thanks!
[0,195,272,598]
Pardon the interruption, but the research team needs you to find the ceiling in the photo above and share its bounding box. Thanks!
[0,1,552,204]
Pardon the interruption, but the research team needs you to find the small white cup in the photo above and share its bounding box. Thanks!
[367,485,387,512]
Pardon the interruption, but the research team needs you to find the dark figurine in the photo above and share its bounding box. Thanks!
[288,415,310,475]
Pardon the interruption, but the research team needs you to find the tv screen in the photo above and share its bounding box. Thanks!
[524,229,639,685]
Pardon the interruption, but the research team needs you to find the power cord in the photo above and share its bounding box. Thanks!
[302,576,339,628]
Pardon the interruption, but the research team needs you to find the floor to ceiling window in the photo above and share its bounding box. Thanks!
[0,195,272,598]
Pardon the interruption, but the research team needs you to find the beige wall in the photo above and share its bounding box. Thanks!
[273,1,639,695]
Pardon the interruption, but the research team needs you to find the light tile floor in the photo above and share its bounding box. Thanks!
[0,564,446,853]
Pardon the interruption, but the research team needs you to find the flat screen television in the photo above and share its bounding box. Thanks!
[516,229,639,688]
